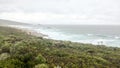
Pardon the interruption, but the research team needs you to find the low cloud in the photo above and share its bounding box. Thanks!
[0,0,120,25]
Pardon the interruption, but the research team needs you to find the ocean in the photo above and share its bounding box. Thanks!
[10,25,120,47]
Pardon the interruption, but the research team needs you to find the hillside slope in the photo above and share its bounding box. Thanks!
[0,26,120,68]
[0,19,28,26]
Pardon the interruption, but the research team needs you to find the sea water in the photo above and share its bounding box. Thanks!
[37,25,120,47]
[10,25,120,47]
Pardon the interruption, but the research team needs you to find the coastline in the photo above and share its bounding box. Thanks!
[5,25,120,48]
[8,25,49,38]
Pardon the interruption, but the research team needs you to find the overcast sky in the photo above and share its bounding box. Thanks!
[0,0,120,25]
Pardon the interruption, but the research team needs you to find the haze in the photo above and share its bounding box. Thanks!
[0,0,120,25]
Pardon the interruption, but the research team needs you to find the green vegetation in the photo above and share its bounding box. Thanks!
[0,26,120,68]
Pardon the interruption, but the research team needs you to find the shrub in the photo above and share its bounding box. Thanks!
[34,64,48,68]
[0,53,10,60]
[35,54,46,64]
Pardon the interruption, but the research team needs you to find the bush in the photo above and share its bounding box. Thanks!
[0,59,24,68]
[0,53,10,60]
[34,64,48,68]
[35,54,46,64]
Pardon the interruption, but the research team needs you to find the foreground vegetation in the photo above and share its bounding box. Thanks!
[0,26,120,68]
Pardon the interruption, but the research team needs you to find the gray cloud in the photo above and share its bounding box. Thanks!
[0,0,120,25]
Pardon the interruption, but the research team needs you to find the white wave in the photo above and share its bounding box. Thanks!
[114,36,120,39]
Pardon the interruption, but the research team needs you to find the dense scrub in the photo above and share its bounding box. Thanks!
[0,26,120,68]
